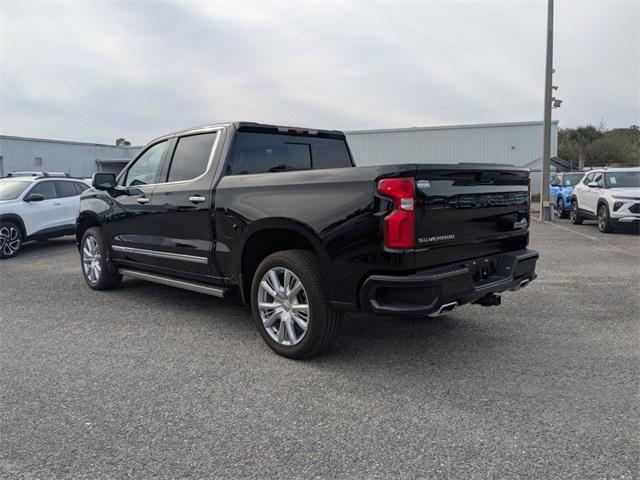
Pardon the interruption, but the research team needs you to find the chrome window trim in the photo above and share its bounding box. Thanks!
[119,127,223,189]
[162,129,223,186]
[112,245,208,264]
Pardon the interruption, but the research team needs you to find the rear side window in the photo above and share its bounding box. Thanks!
[166,132,217,182]
[74,182,89,194]
[29,181,57,200]
[227,132,351,175]
[55,181,79,198]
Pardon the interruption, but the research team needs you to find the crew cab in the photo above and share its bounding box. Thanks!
[76,122,538,358]
[570,167,640,233]
[0,173,90,258]
[550,171,585,218]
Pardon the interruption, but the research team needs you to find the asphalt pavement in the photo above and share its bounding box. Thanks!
[1,219,638,479]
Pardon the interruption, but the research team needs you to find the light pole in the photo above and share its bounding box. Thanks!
[540,0,554,221]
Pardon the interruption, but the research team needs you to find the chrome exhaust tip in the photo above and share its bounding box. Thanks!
[430,301,458,317]
[510,278,531,292]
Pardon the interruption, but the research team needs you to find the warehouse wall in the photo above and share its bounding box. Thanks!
[346,121,558,167]
[0,136,141,177]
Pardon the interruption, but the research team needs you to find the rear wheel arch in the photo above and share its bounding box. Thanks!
[238,221,326,303]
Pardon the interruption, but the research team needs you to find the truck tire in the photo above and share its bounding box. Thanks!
[597,203,615,233]
[0,221,24,259]
[80,227,122,290]
[570,200,584,225]
[251,249,340,359]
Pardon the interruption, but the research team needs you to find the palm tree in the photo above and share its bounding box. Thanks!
[568,126,601,169]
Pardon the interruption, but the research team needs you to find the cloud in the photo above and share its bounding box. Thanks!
[0,0,638,145]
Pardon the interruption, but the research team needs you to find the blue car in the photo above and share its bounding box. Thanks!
[550,172,585,218]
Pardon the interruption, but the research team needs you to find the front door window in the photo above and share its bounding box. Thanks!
[124,141,168,187]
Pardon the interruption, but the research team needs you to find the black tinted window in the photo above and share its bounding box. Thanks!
[55,181,79,198]
[29,181,57,200]
[227,132,351,175]
[311,140,351,169]
[167,133,217,182]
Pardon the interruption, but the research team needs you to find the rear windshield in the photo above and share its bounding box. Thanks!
[605,171,640,188]
[226,132,352,175]
[0,180,30,200]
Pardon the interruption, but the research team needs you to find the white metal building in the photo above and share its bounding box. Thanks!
[1,121,558,178]
[0,135,142,177]
[346,121,558,167]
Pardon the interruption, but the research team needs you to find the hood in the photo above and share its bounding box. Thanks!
[608,187,640,199]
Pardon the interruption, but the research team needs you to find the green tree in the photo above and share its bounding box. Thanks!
[115,138,131,147]
[587,128,640,167]
[558,128,579,165]
[567,125,601,169]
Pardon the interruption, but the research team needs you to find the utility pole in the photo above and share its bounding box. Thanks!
[540,0,554,221]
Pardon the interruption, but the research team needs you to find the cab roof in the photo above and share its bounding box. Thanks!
[148,121,346,144]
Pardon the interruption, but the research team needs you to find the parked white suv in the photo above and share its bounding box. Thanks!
[0,173,90,258]
[570,167,640,233]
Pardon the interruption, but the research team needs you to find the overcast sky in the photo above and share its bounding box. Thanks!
[1,0,638,145]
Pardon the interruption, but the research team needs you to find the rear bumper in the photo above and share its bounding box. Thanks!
[359,249,538,317]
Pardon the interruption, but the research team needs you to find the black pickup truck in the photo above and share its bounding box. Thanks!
[77,122,538,358]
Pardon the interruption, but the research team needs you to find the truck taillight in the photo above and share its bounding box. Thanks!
[377,177,415,249]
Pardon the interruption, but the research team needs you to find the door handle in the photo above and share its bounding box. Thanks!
[137,197,150,204]
[189,195,206,204]
[53,202,62,206]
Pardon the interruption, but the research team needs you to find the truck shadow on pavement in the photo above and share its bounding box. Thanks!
[121,278,500,369]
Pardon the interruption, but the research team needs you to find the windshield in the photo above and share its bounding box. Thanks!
[563,173,584,186]
[605,171,640,188]
[0,180,30,200]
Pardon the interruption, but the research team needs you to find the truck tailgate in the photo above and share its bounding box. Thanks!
[413,165,530,268]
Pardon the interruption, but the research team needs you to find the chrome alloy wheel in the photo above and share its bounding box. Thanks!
[0,225,21,257]
[82,236,102,283]
[257,267,309,346]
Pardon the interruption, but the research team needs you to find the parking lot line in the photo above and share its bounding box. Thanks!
[534,219,602,242]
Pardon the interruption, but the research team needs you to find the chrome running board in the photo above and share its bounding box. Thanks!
[118,268,228,298]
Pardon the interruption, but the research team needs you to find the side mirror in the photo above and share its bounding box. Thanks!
[93,172,117,190]
[587,181,599,188]
[24,193,45,202]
